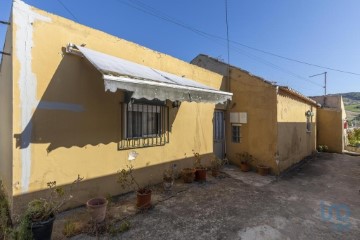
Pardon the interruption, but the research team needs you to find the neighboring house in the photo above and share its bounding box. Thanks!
[310,95,347,153]
[191,54,319,174]
[0,1,232,214]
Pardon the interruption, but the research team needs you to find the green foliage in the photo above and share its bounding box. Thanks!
[210,156,224,170]
[236,152,254,164]
[317,145,329,152]
[192,150,204,169]
[108,220,131,236]
[0,181,14,240]
[345,104,360,113]
[15,175,83,238]
[348,128,360,146]
[62,220,77,237]
[117,165,141,191]
[163,168,174,182]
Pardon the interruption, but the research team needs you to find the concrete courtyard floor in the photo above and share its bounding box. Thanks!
[69,153,360,240]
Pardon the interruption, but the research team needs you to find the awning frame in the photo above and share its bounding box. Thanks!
[66,43,233,104]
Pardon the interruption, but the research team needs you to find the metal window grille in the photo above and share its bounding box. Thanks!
[232,125,241,143]
[119,103,169,149]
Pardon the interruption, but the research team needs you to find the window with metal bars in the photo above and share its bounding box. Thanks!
[232,124,241,143]
[119,102,169,149]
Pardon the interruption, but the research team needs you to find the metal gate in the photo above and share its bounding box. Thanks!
[214,110,225,159]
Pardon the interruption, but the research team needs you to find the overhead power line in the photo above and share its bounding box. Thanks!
[116,0,324,89]
[230,41,360,76]
[119,0,360,77]
[56,0,79,22]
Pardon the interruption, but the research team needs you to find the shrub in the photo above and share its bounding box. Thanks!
[0,181,13,239]
[348,128,360,146]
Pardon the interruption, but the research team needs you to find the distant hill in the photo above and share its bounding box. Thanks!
[330,92,360,124]
[330,92,360,105]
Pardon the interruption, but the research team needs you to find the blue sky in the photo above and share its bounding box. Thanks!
[1,0,359,96]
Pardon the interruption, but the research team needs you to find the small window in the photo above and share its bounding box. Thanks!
[126,104,162,138]
[120,102,169,149]
[232,124,241,143]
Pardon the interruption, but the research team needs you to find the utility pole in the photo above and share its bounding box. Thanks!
[309,72,327,106]
[309,72,327,96]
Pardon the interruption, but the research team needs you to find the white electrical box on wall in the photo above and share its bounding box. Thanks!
[230,112,247,124]
[239,112,247,123]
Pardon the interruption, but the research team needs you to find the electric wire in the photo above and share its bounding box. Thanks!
[52,0,329,94]
[56,0,79,22]
[117,0,324,89]
[121,0,360,77]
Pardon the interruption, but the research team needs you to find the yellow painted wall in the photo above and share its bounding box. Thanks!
[191,55,317,174]
[276,90,317,172]
[0,17,13,199]
[310,95,345,153]
[226,69,278,170]
[191,56,278,171]
[317,108,343,153]
[10,1,223,212]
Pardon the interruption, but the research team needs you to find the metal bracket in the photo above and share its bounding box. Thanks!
[0,20,10,25]
[0,51,11,56]
[66,43,83,57]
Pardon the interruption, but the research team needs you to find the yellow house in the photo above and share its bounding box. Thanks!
[191,54,319,174]
[0,1,232,214]
[310,95,347,153]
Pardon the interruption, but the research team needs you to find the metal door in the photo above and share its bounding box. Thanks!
[214,110,225,159]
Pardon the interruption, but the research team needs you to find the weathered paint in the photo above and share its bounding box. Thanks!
[0,12,13,200]
[317,109,343,153]
[38,101,84,112]
[191,55,317,174]
[276,89,317,172]
[7,1,224,214]
[13,0,51,193]
[311,95,346,153]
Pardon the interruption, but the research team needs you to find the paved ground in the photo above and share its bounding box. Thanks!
[72,153,360,240]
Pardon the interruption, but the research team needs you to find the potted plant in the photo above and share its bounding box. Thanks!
[257,165,271,176]
[163,168,174,191]
[210,156,223,177]
[181,168,196,183]
[17,175,83,240]
[117,165,152,209]
[237,152,253,172]
[86,197,108,223]
[193,150,207,182]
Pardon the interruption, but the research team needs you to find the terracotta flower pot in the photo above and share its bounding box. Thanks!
[211,169,220,177]
[257,165,270,176]
[240,162,250,172]
[182,168,195,183]
[195,168,207,182]
[86,197,108,223]
[163,177,174,191]
[137,189,152,209]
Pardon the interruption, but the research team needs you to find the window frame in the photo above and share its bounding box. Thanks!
[119,99,169,149]
[231,124,241,143]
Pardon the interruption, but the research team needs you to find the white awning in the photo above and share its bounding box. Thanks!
[68,44,232,104]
